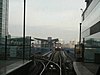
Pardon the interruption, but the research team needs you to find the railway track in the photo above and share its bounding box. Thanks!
[39,52,55,75]
[32,49,75,75]
[61,50,75,75]
[39,51,62,75]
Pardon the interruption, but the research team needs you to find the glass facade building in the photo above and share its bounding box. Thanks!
[0,0,9,38]
[82,0,100,62]
[0,0,9,59]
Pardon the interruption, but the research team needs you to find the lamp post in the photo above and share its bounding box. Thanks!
[80,8,84,21]
[79,23,82,44]
[79,8,83,44]
[79,8,84,61]
[23,0,26,63]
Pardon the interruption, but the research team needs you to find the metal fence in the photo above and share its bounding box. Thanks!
[0,36,31,60]
[0,36,32,74]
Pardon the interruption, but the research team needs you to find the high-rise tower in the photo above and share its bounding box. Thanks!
[0,0,9,38]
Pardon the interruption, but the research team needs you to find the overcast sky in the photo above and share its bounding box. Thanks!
[8,0,85,43]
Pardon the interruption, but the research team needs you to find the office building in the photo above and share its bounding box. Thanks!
[82,0,100,62]
[0,0,9,59]
[0,0,9,38]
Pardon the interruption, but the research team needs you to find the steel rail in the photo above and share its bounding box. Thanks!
[39,61,45,75]
[63,50,73,62]
[39,51,62,75]
[39,51,55,75]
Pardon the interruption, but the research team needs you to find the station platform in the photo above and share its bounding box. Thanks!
[73,62,100,75]
[0,60,31,75]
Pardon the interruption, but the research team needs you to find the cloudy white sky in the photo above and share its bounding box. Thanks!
[8,0,85,43]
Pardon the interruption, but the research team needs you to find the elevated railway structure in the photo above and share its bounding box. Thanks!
[6,49,76,75]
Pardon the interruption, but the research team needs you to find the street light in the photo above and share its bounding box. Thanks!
[79,8,84,44]
[23,0,26,63]
[79,8,84,61]
[79,23,82,44]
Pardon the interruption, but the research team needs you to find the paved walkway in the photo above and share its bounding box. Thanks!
[73,62,100,75]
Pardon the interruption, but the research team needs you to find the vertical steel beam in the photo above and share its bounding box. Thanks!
[5,36,7,60]
[29,36,31,60]
[23,0,26,62]
[79,23,82,44]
